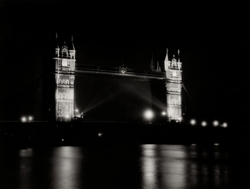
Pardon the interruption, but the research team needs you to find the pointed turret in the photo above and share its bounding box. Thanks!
[55,33,60,57]
[69,35,76,60]
[177,49,180,62]
[177,49,182,70]
[156,61,161,72]
[164,48,170,71]
[68,35,75,50]
[164,48,169,62]
[150,52,155,71]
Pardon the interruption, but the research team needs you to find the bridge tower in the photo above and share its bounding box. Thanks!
[53,35,76,121]
[164,49,182,122]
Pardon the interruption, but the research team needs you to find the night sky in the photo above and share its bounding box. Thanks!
[0,1,249,125]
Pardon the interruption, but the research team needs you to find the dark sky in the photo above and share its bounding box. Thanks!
[0,1,249,124]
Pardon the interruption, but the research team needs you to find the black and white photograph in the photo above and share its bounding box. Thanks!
[0,0,249,188]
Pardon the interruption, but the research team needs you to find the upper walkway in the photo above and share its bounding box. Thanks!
[75,64,165,80]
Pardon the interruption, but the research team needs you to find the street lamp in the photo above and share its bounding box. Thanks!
[221,122,228,128]
[28,116,33,122]
[144,109,154,121]
[213,120,219,127]
[201,121,207,127]
[190,119,196,126]
[161,111,166,116]
[21,117,26,122]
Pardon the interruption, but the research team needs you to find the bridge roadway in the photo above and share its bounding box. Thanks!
[75,65,165,80]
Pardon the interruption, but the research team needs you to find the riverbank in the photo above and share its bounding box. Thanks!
[0,122,248,147]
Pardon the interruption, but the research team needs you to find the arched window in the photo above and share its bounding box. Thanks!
[61,46,68,57]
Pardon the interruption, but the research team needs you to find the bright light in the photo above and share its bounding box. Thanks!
[98,133,103,137]
[28,116,33,121]
[190,119,196,125]
[75,109,78,112]
[65,114,70,119]
[213,120,219,127]
[161,111,166,116]
[201,121,207,127]
[21,117,26,122]
[222,122,228,128]
[144,110,154,120]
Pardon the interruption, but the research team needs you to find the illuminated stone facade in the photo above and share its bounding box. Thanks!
[54,36,75,121]
[164,49,182,121]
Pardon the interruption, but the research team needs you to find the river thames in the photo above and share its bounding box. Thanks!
[0,144,249,189]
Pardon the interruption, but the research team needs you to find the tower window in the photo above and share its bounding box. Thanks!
[62,59,67,67]
[173,71,177,77]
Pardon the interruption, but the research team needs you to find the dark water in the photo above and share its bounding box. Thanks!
[0,144,249,189]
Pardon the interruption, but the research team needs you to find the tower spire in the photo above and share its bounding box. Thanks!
[71,35,75,50]
[55,33,59,47]
[164,48,170,71]
[55,33,60,57]
[55,33,59,48]
[164,48,169,62]
[177,49,180,62]
[69,35,76,60]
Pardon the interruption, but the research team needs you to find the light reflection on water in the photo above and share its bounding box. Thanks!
[0,144,249,189]
[141,145,187,189]
[52,147,83,189]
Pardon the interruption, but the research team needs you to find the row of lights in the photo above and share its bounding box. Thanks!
[143,110,228,128]
[144,110,182,121]
[21,116,33,122]
[190,119,228,128]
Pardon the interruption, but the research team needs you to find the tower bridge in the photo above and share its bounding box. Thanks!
[51,35,182,122]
